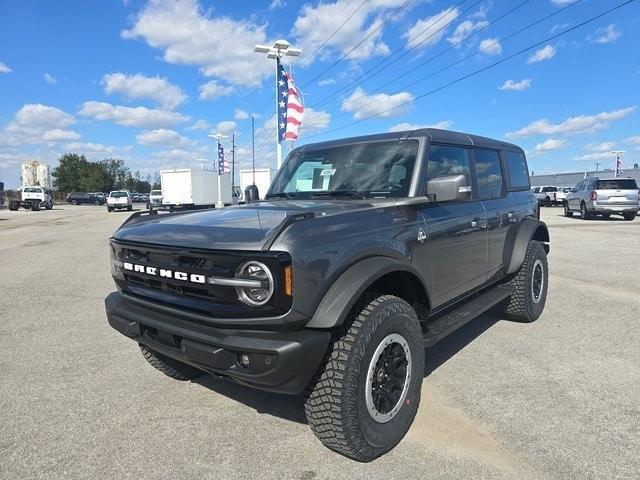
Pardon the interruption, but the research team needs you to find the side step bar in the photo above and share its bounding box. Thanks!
[422,285,512,347]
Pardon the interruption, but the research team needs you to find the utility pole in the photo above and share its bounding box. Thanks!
[208,133,228,208]
[595,162,600,172]
[610,150,625,177]
[251,115,256,185]
[254,39,301,170]
[231,132,236,195]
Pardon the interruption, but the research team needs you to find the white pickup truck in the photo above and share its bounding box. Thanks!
[8,186,54,211]
[531,186,560,206]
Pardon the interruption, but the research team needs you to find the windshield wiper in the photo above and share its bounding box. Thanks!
[265,192,297,199]
[311,190,367,200]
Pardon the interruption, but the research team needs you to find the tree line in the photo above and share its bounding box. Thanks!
[52,153,159,193]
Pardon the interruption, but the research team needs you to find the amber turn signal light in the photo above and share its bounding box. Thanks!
[284,265,293,296]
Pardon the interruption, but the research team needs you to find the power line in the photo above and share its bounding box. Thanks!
[308,0,480,110]
[309,0,532,111]
[299,0,370,67]
[302,0,414,87]
[304,0,582,125]
[303,0,635,140]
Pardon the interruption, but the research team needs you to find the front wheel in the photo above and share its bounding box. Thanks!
[502,241,548,323]
[305,295,424,462]
[139,345,205,381]
[623,212,636,221]
[563,202,573,217]
[127,205,132,211]
[580,202,591,220]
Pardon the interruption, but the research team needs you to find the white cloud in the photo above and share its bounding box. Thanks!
[498,79,532,91]
[584,141,615,152]
[198,80,234,101]
[44,73,58,84]
[214,120,237,136]
[65,142,125,155]
[269,0,285,10]
[0,61,11,73]
[447,19,488,46]
[527,45,556,64]
[300,108,331,135]
[234,108,249,120]
[318,78,336,86]
[389,121,453,132]
[533,138,567,154]
[588,24,621,44]
[572,151,615,161]
[136,128,188,147]
[293,0,409,62]
[102,72,186,110]
[550,23,570,34]
[341,87,414,120]
[551,0,574,5]
[506,107,637,138]
[479,38,501,55]
[122,0,273,86]
[403,7,460,50]
[623,136,640,145]
[0,104,80,147]
[186,119,211,131]
[78,101,189,128]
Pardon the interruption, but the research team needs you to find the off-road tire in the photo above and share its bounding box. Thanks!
[623,212,636,221]
[502,241,548,323]
[563,202,573,217]
[139,345,205,381]
[304,294,424,462]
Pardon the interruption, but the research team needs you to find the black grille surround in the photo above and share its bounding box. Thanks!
[110,240,293,318]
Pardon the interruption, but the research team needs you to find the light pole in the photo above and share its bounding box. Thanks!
[254,39,301,170]
[208,133,228,208]
[610,150,625,177]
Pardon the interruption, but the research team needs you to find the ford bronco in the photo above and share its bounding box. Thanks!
[105,128,549,461]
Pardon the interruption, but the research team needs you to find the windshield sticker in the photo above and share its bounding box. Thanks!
[320,168,336,177]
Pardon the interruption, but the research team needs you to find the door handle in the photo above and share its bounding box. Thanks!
[470,220,477,228]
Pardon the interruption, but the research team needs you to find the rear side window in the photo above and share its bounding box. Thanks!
[474,149,504,199]
[505,151,530,190]
[596,179,638,190]
[542,186,557,192]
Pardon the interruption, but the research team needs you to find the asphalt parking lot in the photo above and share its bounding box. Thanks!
[1,205,639,479]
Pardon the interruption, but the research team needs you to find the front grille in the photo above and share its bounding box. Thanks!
[110,240,292,318]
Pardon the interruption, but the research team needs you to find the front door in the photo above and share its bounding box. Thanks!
[414,144,488,309]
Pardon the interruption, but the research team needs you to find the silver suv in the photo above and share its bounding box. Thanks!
[564,177,639,220]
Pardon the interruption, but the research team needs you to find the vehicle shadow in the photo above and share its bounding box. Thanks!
[192,306,503,425]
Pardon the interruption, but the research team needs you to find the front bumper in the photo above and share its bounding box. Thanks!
[105,292,330,394]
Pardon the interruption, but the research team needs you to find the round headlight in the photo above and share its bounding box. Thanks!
[235,261,274,306]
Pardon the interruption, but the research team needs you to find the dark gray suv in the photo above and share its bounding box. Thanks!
[105,129,549,461]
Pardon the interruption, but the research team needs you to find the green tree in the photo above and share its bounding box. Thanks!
[99,158,129,190]
[52,153,89,192]
[79,162,111,192]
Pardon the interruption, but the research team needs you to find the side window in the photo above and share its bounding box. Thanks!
[474,149,504,200]
[575,181,584,191]
[505,151,530,190]
[426,144,473,202]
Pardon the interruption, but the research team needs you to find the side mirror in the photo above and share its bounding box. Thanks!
[426,174,470,203]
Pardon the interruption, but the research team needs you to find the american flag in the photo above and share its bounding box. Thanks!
[277,64,304,141]
[217,143,230,175]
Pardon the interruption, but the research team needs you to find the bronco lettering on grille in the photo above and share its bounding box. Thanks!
[122,262,206,284]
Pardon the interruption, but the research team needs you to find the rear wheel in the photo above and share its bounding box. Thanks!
[563,202,573,217]
[127,205,132,211]
[139,345,205,381]
[502,241,548,323]
[580,202,591,220]
[305,294,424,462]
[623,212,636,221]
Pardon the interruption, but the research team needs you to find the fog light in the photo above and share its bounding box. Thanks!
[238,354,250,367]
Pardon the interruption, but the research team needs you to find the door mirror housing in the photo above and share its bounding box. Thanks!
[426,174,471,203]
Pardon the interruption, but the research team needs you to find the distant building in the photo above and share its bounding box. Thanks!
[530,165,640,187]
[20,160,51,188]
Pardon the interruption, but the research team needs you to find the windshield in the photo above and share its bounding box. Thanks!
[150,190,162,195]
[268,140,418,199]
[24,187,42,193]
[110,191,128,198]
[596,179,638,190]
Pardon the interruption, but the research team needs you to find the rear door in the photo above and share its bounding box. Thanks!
[416,143,488,308]
[594,179,639,208]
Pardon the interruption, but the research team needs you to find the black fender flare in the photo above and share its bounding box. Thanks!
[503,218,550,275]
[306,256,427,329]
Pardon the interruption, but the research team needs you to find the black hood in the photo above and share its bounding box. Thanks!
[112,200,381,251]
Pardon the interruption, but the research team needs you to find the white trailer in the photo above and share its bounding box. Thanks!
[160,168,231,210]
[239,168,272,201]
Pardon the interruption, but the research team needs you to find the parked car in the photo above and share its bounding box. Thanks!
[8,186,54,211]
[106,191,132,212]
[533,186,559,206]
[66,192,104,205]
[147,189,163,210]
[91,192,107,202]
[105,128,549,461]
[564,177,639,220]
[555,187,575,202]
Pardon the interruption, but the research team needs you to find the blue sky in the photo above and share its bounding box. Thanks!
[1,0,639,188]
